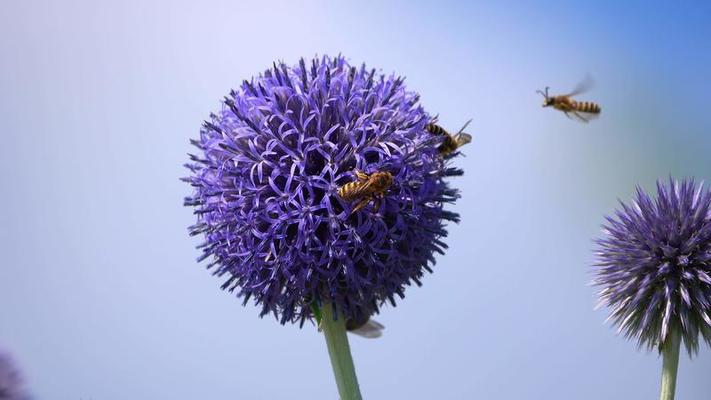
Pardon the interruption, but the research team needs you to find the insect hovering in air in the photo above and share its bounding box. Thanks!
[537,77,602,122]
[426,119,473,155]
[337,170,393,215]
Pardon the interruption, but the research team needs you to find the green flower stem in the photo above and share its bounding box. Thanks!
[659,329,681,400]
[320,303,362,400]
[311,301,323,326]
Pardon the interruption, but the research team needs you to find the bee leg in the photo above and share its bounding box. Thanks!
[350,197,371,215]
[354,170,369,181]
[372,196,381,213]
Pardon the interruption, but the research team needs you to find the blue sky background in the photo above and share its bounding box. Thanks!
[1,1,710,399]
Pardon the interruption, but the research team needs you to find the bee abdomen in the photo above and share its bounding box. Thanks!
[426,123,447,136]
[337,181,360,200]
[576,101,601,114]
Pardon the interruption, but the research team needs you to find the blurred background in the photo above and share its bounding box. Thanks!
[1,1,710,399]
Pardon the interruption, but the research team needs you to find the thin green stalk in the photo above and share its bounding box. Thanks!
[320,303,362,400]
[659,329,681,400]
[311,301,323,326]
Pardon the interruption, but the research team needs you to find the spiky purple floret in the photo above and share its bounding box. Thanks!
[184,55,462,325]
[0,349,28,400]
[594,178,711,354]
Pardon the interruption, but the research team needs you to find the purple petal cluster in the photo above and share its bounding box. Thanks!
[0,349,28,400]
[594,178,711,354]
[184,55,462,325]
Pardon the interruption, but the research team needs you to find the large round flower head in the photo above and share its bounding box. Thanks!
[594,178,711,354]
[184,55,463,325]
[0,348,28,400]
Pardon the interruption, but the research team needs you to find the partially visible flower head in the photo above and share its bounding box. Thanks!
[594,178,711,354]
[0,348,28,400]
[184,55,462,325]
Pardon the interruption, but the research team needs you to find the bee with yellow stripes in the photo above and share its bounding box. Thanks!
[337,170,393,215]
[425,119,473,155]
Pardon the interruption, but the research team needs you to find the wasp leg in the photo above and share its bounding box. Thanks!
[572,111,590,123]
[350,197,371,215]
[354,170,369,181]
[563,111,573,120]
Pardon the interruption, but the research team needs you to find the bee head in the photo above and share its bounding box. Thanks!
[536,87,552,107]
[374,171,393,188]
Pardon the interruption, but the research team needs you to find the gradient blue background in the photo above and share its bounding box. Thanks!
[2,1,710,399]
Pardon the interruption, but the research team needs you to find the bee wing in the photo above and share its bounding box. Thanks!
[348,318,385,339]
[453,132,472,147]
[565,75,595,97]
[455,118,473,135]
[354,170,369,181]
[348,179,375,198]
[451,118,473,147]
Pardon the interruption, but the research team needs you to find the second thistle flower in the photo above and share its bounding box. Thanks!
[594,178,711,354]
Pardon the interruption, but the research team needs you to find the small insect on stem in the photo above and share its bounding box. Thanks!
[346,314,385,339]
[337,170,393,215]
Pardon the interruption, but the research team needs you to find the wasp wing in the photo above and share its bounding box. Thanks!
[348,318,385,339]
[565,75,595,97]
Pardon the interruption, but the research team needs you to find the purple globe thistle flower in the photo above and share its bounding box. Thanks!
[184,55,462,326]
[0,349,28,400]
[594,178,711,355]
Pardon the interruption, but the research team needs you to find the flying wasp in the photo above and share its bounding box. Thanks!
[537,77,601,122]
[337,170,393,215]
[426,119,473,155]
